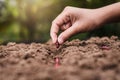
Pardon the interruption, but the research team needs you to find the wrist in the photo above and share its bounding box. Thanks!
[94,2,120,26]
[93,8,110,27]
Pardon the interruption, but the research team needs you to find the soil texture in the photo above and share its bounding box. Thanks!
[0,36,120,80]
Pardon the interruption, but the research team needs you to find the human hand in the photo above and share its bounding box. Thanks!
[50,6,102,44]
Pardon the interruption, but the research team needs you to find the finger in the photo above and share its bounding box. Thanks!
[54,12,70,26]
[50,10,70,44]
[50,24,59,44]
[58,22,79,44]
[60,22,72,31]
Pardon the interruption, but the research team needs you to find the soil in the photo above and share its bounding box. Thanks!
[0,36,120,80]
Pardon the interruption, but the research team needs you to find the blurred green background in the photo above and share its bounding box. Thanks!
[0,0,120,44]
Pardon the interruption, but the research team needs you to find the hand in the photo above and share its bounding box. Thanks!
[50,6,101,44]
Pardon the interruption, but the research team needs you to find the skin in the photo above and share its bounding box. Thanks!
[50,2,120,45]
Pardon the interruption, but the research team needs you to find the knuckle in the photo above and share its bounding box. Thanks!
[52,20,56,24]
[52,20,59,26]
[63,6,72,15]
[64,6,71,11]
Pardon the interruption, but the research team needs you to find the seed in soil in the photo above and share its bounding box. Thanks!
[100,46,110,50]
[54,57,60,68]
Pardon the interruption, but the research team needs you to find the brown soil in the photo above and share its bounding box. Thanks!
[0,36,120,80]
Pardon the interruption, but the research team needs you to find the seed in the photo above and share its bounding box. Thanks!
[55,41,60,48]
[101,46,110,50]
[55,57,59,63]
[54,57,60,68]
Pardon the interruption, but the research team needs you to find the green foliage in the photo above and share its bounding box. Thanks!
[0,0,120,44]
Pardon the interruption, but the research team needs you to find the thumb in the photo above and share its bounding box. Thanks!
[58,22,79,44]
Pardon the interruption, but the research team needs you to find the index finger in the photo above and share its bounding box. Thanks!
[50,23,59,44]
[50,11,69,44]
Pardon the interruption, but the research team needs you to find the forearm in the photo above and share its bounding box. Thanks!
[96,2,120,26]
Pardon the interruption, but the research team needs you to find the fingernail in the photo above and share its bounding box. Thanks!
[58,38,63,44]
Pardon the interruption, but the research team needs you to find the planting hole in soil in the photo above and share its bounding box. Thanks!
[0,36,120,80]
